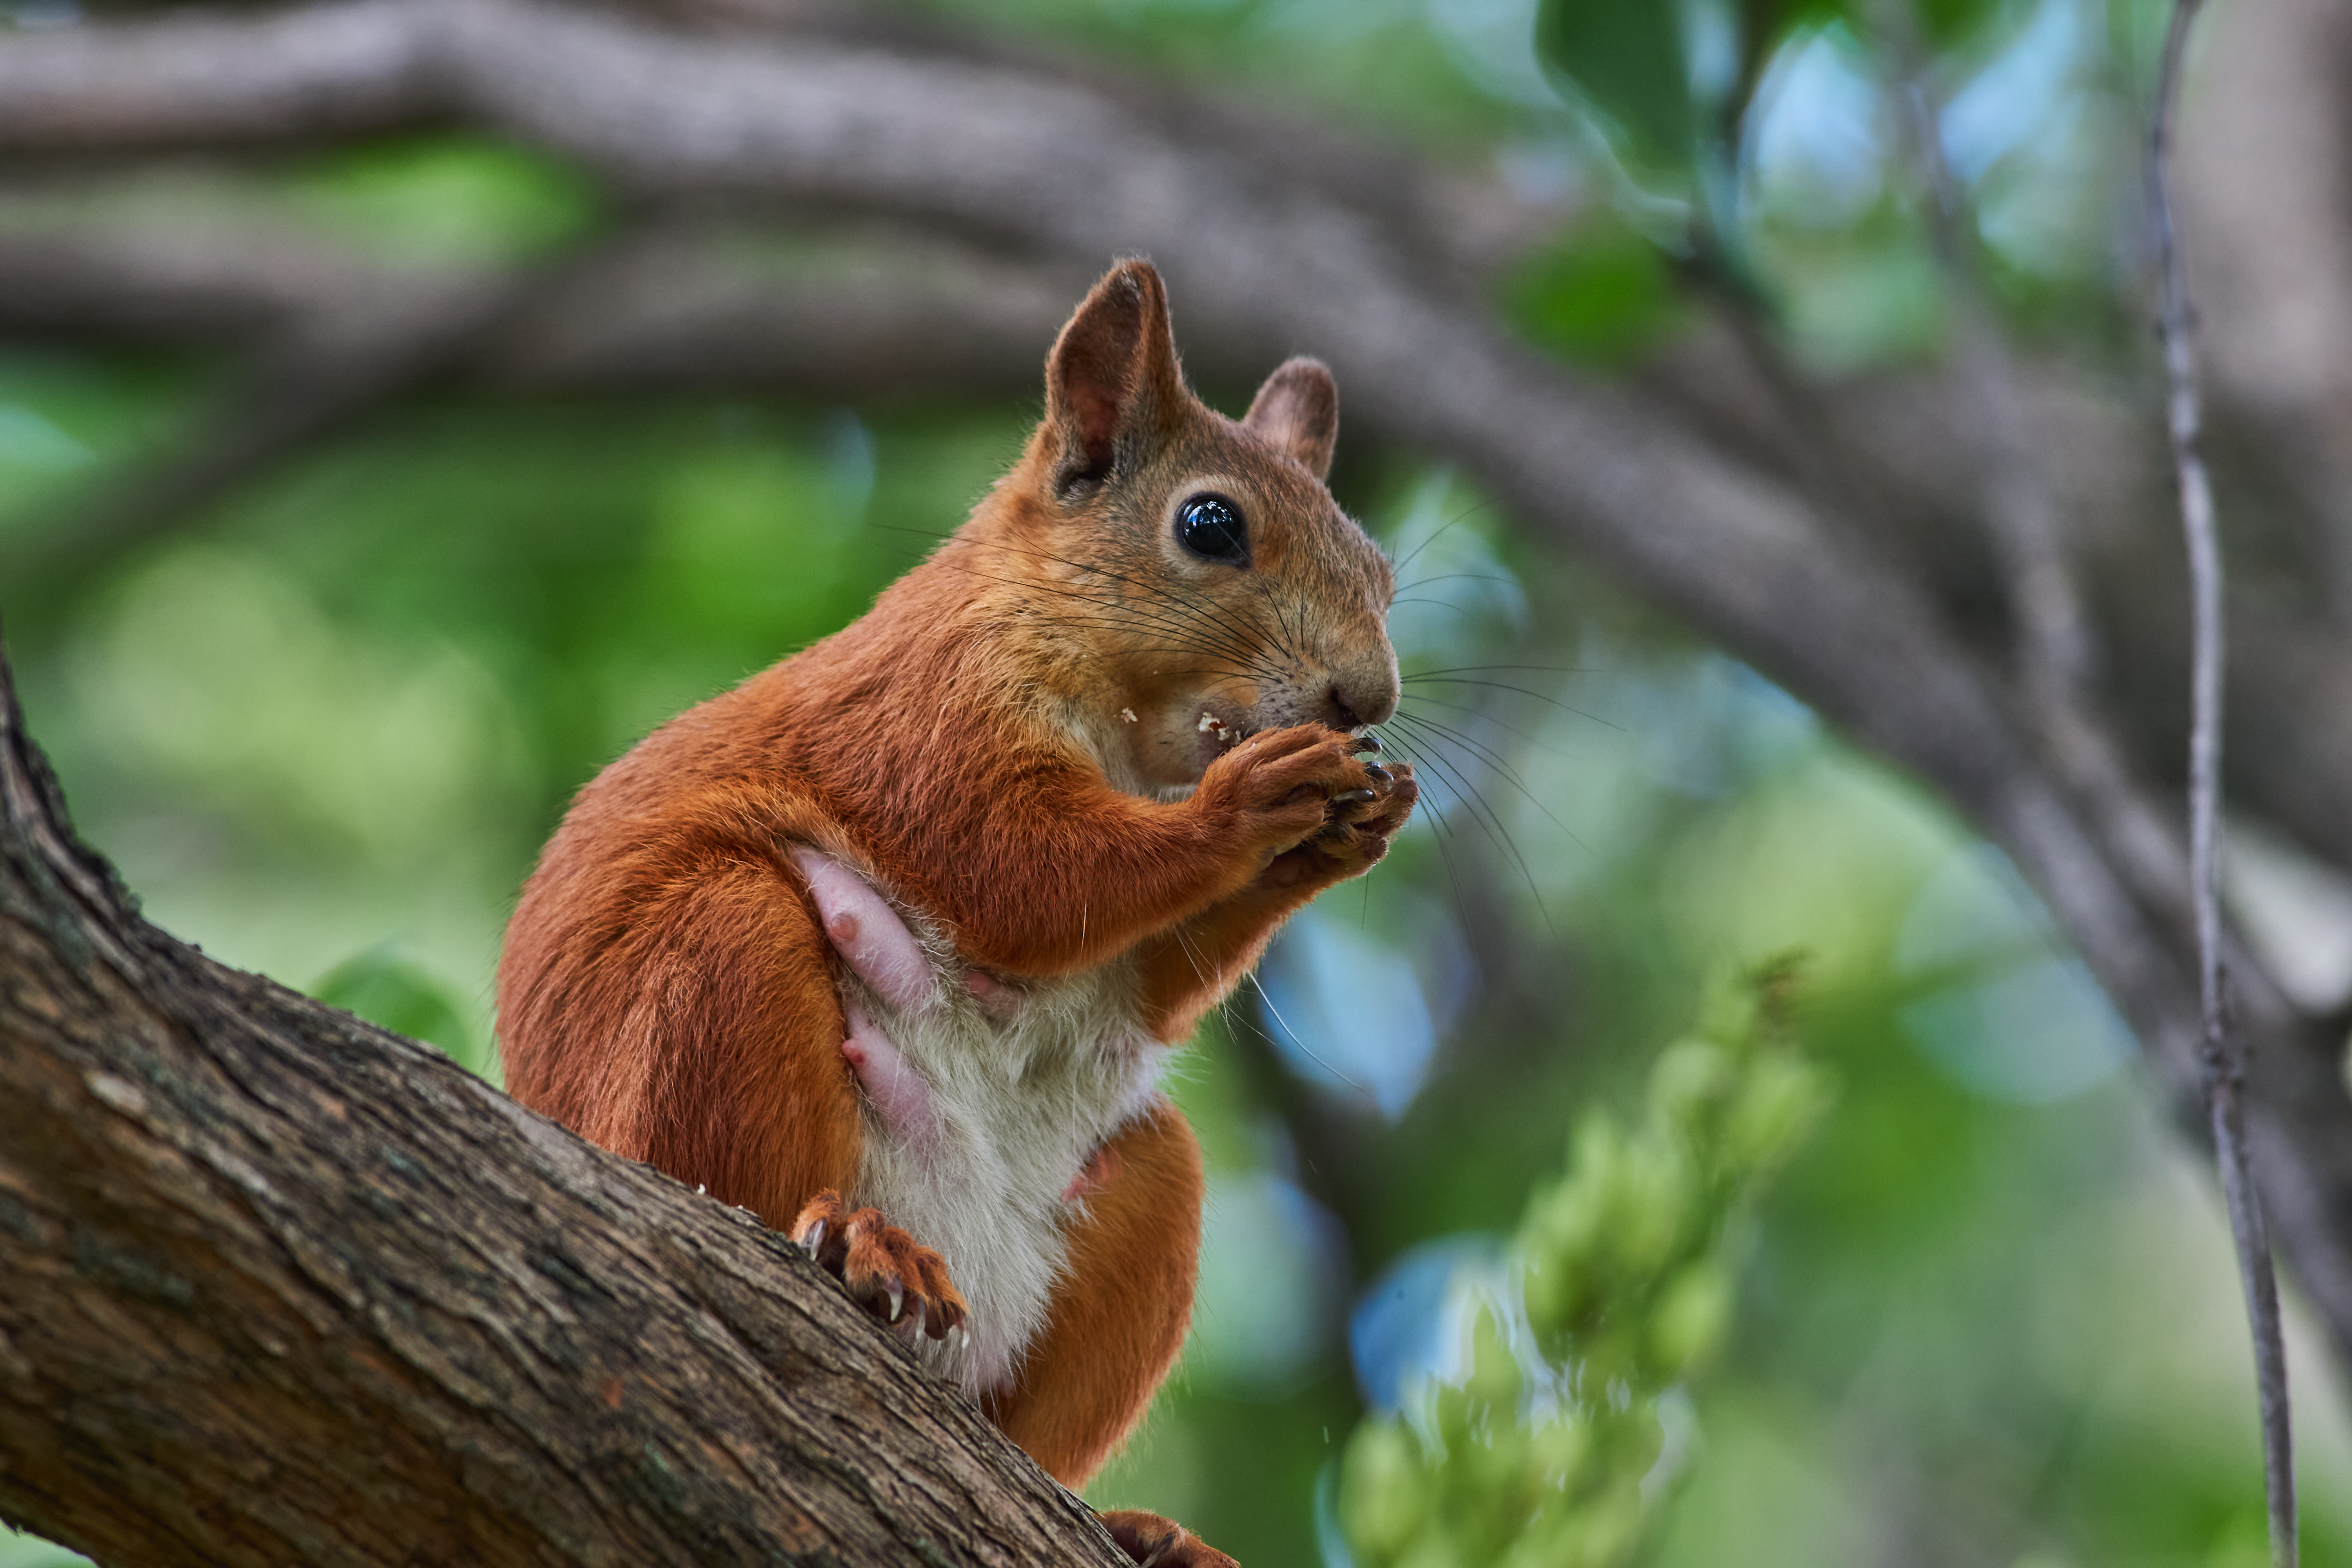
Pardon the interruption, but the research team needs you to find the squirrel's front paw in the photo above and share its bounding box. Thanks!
[1099,1510,1240,1568]
[1198,723,1375,861]
[789,1191,967,1341]
[1259,756,1417,890]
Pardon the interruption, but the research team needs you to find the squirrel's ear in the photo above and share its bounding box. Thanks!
[1242,357,1339,481]
[1044,259,1184,499]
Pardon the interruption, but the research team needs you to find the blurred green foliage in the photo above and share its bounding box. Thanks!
[1533,0,2021,187]
[1503,221,1689,368]
[2,0,2347,1564]
[1535,0,1697,175]
[1339,960,1830,1568]
[312,944,485,1074]
[285,136,601,266]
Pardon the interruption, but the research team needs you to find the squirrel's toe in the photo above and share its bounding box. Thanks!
[795,1196,966,1341]
[1099,1510,1240,1567]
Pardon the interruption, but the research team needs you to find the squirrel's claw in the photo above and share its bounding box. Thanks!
[1099,1510,1240,1568]
[788,1191,968,1345]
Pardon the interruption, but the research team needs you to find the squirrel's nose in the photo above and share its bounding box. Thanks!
[1326,675,1397,730]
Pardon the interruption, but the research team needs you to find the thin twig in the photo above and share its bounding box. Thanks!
[2148,3,2296,1562]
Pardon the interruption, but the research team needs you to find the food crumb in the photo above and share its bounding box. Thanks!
[1120,708,1138,723]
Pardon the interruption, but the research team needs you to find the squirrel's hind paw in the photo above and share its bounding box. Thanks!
[789,1191,968,1341]
[1098,1510,1240,1567]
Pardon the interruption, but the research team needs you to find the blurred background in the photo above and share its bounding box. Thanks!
[5,0,2352,1562]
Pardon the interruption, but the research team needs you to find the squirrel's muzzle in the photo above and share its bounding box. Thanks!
[1323,641,1399,730]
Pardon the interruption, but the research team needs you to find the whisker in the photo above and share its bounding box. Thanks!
[1397,676,1618,730]
[1382,723,1558,942]
[1247,969,1377,1104]
[1390,708,1536,794]
[1388,495,1503,576]
[1375,735,1484,944]
[967,532,1288,669]
[1388,710,1585,853]
[1395,692,1579,764]
[1387,597,1482,622]
[1249,574,1308,666]
[1400,663,1603,678]
[1392,571,1519,595]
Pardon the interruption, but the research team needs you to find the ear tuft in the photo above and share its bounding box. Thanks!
[1043,259,1183,499]
[1243,357,1339,480]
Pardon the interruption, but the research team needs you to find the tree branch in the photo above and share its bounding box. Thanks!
[2149,0,2297,1555]
[22,265,532,581]
[15,201,2352,894]
[0,640,1128,1565]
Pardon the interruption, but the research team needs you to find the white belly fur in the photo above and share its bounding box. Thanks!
[831,886,1174,1397]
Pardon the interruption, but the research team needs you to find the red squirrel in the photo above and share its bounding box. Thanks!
[497,259,1416,1564]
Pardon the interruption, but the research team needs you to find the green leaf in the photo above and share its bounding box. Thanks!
[1535,0,1697,174]
[1340,1418,1428,1557]
[1502,223,1689,372]
[1647,1257,1734,1376]
[1915,0,2015,49]
[287,134,601,267]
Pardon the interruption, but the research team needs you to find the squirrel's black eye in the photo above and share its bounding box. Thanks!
[1175,493,1249,565]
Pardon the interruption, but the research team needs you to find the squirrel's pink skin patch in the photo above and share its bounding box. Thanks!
[841,1004,942,1156]
[1061,1143,1123,1204]
[964,965,1028,1022]
[791,847,935,1013]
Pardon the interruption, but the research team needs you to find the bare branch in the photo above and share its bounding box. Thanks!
[0,203,1082,394]
[2149,0,2297,1558]
[0,211,1084,582]
[0,0,444,147]
[21,269,524,580]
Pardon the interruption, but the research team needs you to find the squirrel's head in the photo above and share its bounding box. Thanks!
[983,259,1398,795]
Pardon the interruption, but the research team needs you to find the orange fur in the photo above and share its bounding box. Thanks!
[984,1097,1204,1483]
[497,260,1414,1516]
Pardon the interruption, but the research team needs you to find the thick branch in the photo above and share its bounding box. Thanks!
[10,206,2352,902]
[0,648,1126,1564]
[0,208,1081,394]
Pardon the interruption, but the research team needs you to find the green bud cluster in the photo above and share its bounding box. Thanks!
[1338,957,1830,1568]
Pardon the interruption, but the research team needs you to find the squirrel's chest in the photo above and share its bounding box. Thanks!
[847,959,1171,1396]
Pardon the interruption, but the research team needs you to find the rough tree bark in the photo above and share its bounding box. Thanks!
[0,650,1128,1564]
